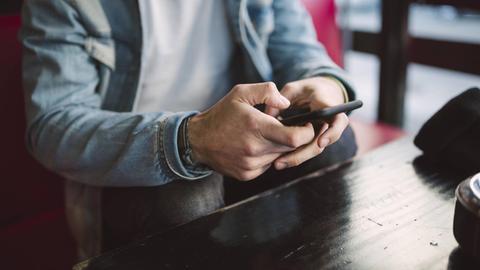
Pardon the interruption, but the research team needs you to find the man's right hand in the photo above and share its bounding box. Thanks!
[188,82,316,181]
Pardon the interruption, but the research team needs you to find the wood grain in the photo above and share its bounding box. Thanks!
[77,138,479,270]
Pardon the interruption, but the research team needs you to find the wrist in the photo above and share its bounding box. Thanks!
[186,114,208,165]
[178,117,192,165]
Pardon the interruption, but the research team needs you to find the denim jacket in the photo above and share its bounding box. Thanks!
[21,0,355,258]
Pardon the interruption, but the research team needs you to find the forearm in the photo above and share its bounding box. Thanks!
[21,0,210,186]
[27,106,200,187]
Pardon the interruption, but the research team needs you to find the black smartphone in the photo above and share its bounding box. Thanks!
[280,100,363,126]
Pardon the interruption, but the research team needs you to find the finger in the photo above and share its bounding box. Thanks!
[313,121,329,136]
[274,140,325,170]
[265,81,310,117]
[237,164,272,181]
[317,113,349,148]
[235,82,290,109]
[260,119,315,149]
[240,109,299,154]
[265,106,281,118]
[280,81,303,100]
[239,153,283,171]
[262,140,297,154]
[280,81,312,106]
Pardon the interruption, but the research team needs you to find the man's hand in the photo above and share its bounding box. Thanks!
[265,77,350,170]
[188,82,316,181]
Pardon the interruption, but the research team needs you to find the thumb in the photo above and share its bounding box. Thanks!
[236,82,290,109]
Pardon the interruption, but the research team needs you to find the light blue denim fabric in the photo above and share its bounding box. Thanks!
[21,0,357,258]
[21,0,356,187]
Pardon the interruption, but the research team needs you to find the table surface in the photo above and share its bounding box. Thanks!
[77,138,479,270]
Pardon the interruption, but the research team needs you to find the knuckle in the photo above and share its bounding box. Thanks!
[243,143,259,156]
[264,82,277,94]
[282,82,297,95]
[286,133,302,148]
[265,82,277,90]
[232,84,245,93]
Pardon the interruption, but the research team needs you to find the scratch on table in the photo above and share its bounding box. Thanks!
[366,217,383,226]
[73,260,90,270]
[282,244,306,260]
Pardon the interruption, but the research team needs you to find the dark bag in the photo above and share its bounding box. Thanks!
[414,88,480,174]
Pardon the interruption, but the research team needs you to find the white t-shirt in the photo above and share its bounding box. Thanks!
[135,0,236,113]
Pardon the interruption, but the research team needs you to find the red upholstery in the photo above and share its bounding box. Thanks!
[0,2,402,269]
[0,209,76,270]
[301,0,405,151]
[350,119,406,155]
[0,15,76,269]
[301,0,344,66]
[0,14,64,227]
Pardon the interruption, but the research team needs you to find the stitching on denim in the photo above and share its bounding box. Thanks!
[156,120,177,180]
[161,117,197,180]
[160,116,211,180]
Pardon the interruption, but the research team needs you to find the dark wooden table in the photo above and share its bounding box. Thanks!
[76,138,479,270]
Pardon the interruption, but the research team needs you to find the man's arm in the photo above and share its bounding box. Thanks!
[267,0,355,101]
[22,0,316,185]
[21,0,208,186]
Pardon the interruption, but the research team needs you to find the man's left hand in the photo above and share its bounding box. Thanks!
[265,77,349,170]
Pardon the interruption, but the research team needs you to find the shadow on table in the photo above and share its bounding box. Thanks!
[448,247,480,270]
[414,156,480,269]
[82,162,354,270]
[412,155,471,201]
[208,162,354,269]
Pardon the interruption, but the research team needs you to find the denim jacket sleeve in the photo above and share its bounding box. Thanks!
[267,0,356,101]
[21,0,211,187]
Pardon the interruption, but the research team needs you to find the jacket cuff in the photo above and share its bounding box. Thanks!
[161,112,212,180]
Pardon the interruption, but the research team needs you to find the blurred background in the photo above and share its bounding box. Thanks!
[0,0,479,269]
[336,0,480,133]
[2,0,480,133]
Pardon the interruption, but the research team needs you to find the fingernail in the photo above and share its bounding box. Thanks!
[319,138,330,148]
[276,162,288,170]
